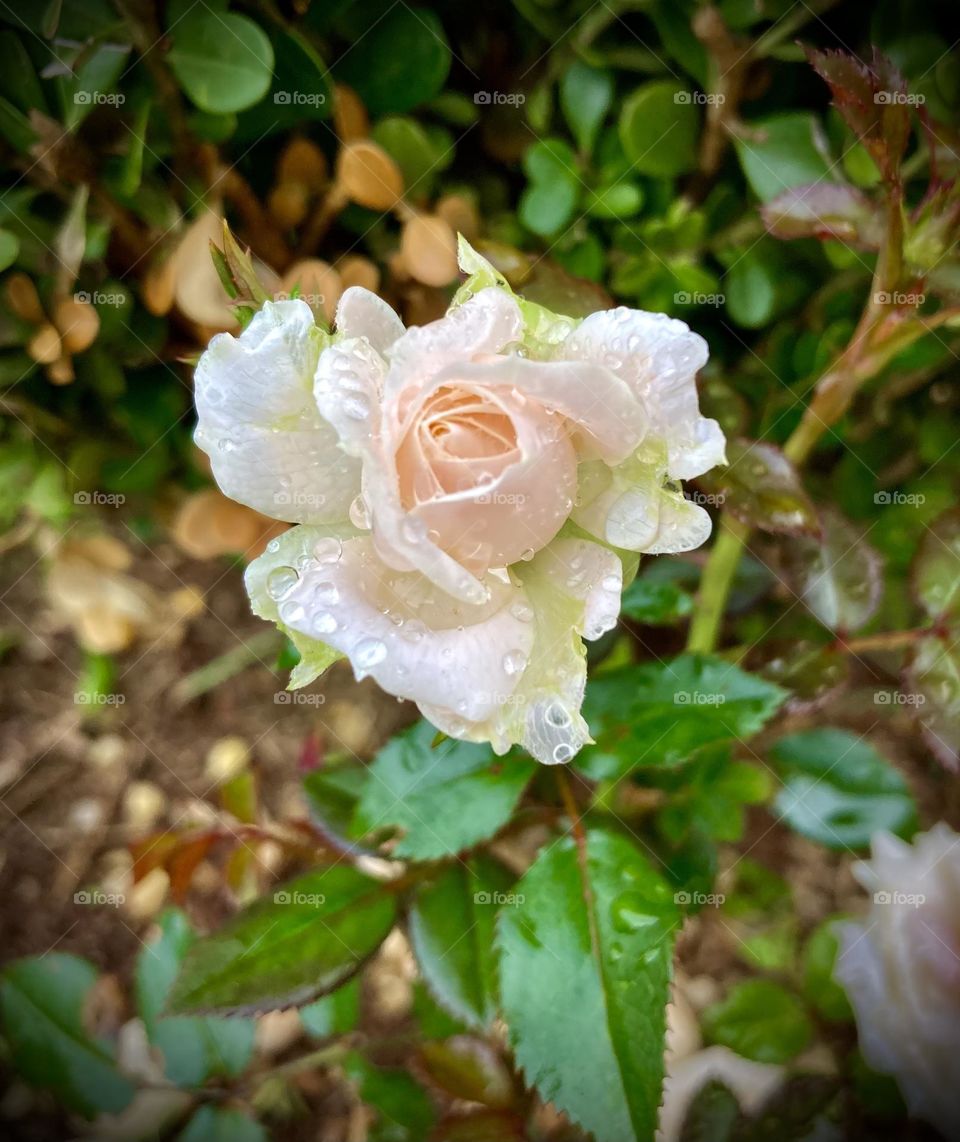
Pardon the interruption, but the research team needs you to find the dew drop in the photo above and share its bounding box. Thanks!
[266,566,299,601]
[313,580,339,605]
[502,649,527,676]
[510,601,534,622]
[552,742,575,763]
[354,637,387,669]
[312,612,338,635]
[349,496,371,529]
[278,600,305,624]
[545,702,571,728]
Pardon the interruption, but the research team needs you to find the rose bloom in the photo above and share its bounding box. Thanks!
[194,241,724,763]
[834,824,960,1137]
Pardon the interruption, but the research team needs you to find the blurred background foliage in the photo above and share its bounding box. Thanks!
[0,0,959,1139]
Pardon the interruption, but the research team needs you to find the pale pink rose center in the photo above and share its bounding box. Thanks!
[394,382,577,574]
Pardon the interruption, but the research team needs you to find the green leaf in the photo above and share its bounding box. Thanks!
[698,439,819,534]
[136,909,255,1086]
[0,228,20,273]
[560,62,614,155]
[578,654,788,781]
[234,28,330,140]
[168,10,274,114]
[408,857,513,1031]
[373,116,445,195]
[520,139,580,237]
[418,1036,517,1108]
[678,1080,739,1142]
[734,113,833,202]
[0,954,135,1117]
[619,81,699,178]
[785,508,883,633]
[802,919,853,1022]
[770,728,916,849]
[905,632,960,770]
[178,1107,266,1142]
[334,7,451,116]
[300,976,361,1038]
[620,564,694,625]
[497,828,679,1142]
[353,721,535,860]
[702,980,812,1064]
[911,507,960,620]
[342,1051,436,1141]
[168,866,397,1014]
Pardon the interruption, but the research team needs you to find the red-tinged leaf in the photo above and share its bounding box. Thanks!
[911,507,960,620]
[220,770,257,824]
[805,47,910,181]
[756,640,850,711]
[168,835,218,902]
[905,632,960,771]
[784,508,883,633]
[130,832,182,883]
[697,439,819,535]
[417,1037,519,1109]
[762,184,882,247]
[920,113,960,179]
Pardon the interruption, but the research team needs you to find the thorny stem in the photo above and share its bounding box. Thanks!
[686,180,932,654]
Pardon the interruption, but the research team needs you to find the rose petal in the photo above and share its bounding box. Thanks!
[562,308,725,479]
[194,300,359,524]
[247,527,535,723]
[335,286,404,353]
[313,336,386,455]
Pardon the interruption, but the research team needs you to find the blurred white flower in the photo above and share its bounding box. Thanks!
[834,824,960,1137]
[194,239,724,762]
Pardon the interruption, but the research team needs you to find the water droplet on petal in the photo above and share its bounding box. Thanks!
[510,601,534,622]
[354,637,387,669]
[267,566,299,600]
[312,612,338,635]
[313,580,339,605]
[545,702,571,728]
[502,649,527,676]
[349,495,371,529]
[553,742,575,763]
[313,538,343,564]
[278,600,305,624]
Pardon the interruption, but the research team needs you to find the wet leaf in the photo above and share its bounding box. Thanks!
[906,632,960,771]
[911,507,960,620]
[167,865,397,1014]
[784,508,883,633]
[353,721,535,860]
[770,728,916,849]
[497,828,679,1142]
[698,439,819,535]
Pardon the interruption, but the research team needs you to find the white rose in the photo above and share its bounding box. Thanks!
[834,824,960,1136]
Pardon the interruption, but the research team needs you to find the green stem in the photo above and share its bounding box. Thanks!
[686,515,752,654]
